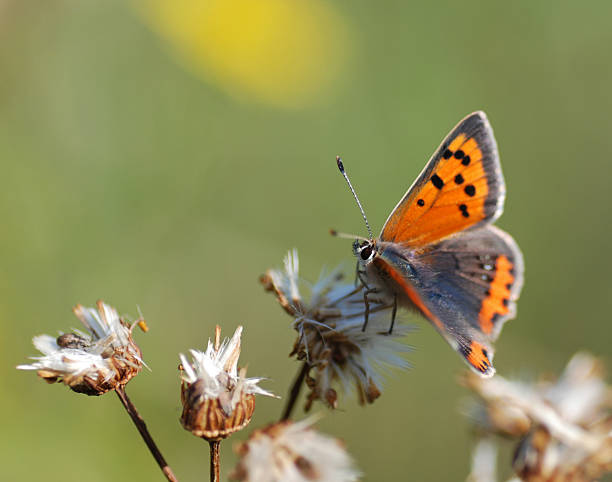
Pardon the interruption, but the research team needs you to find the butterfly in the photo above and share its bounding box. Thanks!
[336,111,524,377]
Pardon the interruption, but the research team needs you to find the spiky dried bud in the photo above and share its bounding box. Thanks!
[230,418,360,482]
[18,301,144,396]
[262,249,411,410]
[179,325,275,441]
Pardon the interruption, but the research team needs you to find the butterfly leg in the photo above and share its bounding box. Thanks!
[356,269,379,332]
[356,266,369,288]
[388,294,397,334]
[361,286,382,332]
[362,288,373,332]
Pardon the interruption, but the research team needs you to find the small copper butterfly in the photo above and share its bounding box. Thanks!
[335,111,524,377]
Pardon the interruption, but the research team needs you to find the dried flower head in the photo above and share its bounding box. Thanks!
[179,325,275,441]
[261,250,411,410]
[17,301,145,396]
[463,352,612,481]
[230,418,360,482]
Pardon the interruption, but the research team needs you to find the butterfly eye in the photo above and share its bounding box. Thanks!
[360,244,373,260]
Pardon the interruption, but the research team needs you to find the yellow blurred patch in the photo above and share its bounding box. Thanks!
[134,0,350,108]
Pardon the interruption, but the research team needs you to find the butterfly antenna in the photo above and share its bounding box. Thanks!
[329,229,369,242]
[336,156,373,240]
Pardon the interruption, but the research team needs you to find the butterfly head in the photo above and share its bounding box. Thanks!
[353,239,377,265]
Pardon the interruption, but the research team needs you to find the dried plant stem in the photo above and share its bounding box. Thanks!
[209,440,220,482]
[281,362,309,421]
[467,437,498,482]
[115,386,179,482]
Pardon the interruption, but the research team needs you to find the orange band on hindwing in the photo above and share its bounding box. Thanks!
[479,255,515,334]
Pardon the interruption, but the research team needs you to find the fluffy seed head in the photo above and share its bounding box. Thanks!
[230,418,360,482]
[261,249,411,410]
[463,352,612,481]
[17,301,145,395]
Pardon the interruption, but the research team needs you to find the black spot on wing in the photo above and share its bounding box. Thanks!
[431,174,444,189]
[464,185,476,197]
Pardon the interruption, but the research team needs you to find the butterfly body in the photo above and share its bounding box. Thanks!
[357,241,425,311]
[347,112,524,377]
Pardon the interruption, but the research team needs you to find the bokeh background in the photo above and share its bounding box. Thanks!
[2,1,611,480]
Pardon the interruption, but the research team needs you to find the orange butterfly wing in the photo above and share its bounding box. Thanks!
[380,111,505,246]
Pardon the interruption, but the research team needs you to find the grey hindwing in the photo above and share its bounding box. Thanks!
[412,225,524,343]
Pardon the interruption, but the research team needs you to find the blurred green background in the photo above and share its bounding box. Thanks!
[2,1,611,480]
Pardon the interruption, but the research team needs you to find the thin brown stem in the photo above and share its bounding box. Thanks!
[209,440,220,482]
[115,386,178,482]
[281,362,309,421]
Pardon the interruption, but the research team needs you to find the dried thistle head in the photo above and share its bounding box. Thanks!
[463,352,612,481]
[179,325,275,441]
[462,377,532,439]
[513,424,612,482]
[230,418,361,482]
[261,250,411,410]
[17,301,145,396]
